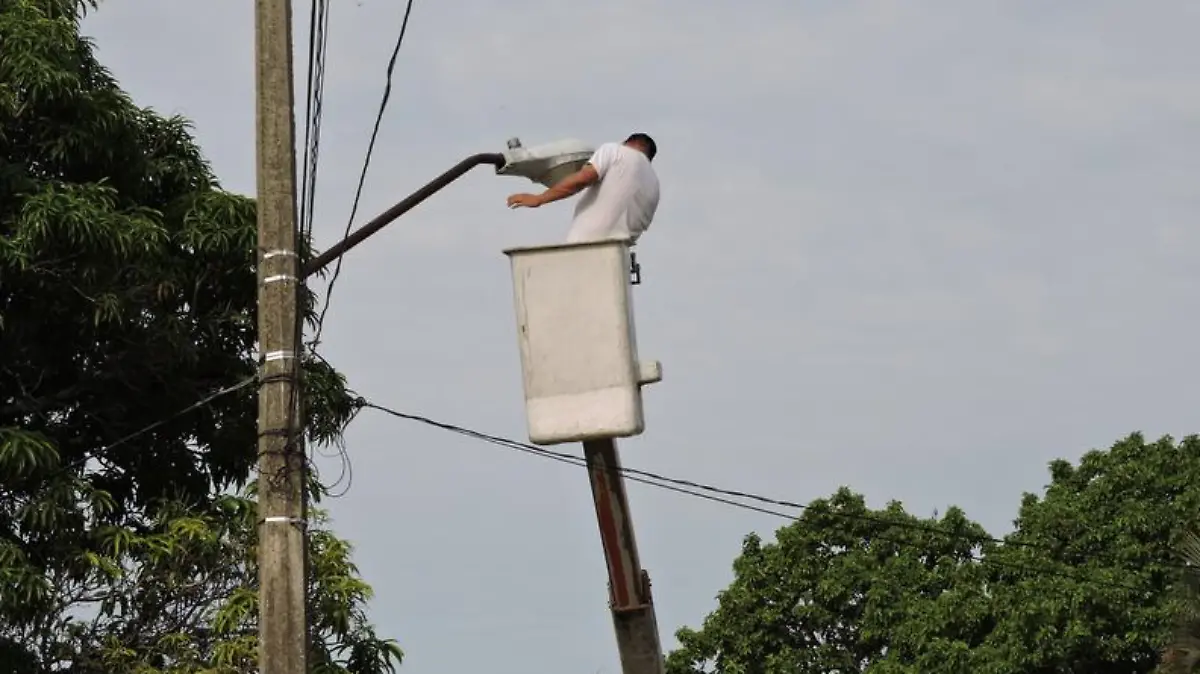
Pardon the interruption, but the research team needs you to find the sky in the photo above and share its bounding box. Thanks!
[83,1,1200,672]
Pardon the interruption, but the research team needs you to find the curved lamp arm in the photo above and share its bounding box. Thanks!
[302,152,506,279]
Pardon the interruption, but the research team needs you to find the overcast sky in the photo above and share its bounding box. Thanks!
[84,1,1199,672]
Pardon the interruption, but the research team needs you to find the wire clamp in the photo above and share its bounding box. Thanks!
[259,516,308,529]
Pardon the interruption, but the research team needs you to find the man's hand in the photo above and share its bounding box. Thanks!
[507,193,544,209]
[506,164,599,210]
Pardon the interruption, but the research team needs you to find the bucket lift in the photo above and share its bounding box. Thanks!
[499,137,662,445]
[503,239,662,445]
[299,135,668,674]
[500,139,667,674]
[296,134,666,673]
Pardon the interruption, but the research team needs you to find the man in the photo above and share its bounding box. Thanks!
[506,133,660,244]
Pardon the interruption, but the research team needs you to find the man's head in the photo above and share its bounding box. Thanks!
[624,133,657,161]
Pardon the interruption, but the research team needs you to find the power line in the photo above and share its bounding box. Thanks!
[358,402,805,520]
[49,375,259,476]
[34,373,1179,595]
[311,0,417,349]
[97,377,258,458]
[354,400,1171,592]
[297,4,333,657]
[299,0,331,243]
[296,0,350,497]
[313,412,355,498]
[60,380,1180,591]
[355,401,1010,548]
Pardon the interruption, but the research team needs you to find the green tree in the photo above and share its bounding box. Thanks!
[1159,531,1200,673]
[0,1,399,671]
[666,488,994,674]
[979,434,1200,673]
[667,434,1199,674]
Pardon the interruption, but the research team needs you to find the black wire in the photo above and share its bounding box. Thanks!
[316,407,356,499]
[64,376,258,473]
[303,347,355,499]
[298,0,318,240]
[296,1,331,657]
[310,0,416,350]
[58,379,1177,594]
[288,0,329,474]
[292,0,327,447]
[356,401,1168,592]
[293,0,357,502]
[299,0,330,244]
[355,402,1012,548]
[42,375,1177,596]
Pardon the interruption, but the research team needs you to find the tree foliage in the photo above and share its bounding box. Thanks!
[667,434,1200,674]
[1161,532,1200,673]
[0,1,398,671]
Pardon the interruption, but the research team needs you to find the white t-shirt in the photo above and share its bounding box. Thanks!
[566,142,660,244]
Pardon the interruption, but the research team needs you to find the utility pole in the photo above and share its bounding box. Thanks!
[254,1,306,673]
[584,439,665,674]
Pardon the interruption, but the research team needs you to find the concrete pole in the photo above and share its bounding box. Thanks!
[254,0,307,672]
[583,438,666,674]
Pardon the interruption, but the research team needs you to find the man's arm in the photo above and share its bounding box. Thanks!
[506,164,600,209]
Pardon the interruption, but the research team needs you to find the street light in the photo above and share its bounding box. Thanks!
[302,138,595,278]
[496,137,594,188]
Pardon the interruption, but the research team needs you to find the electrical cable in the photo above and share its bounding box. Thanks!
[62,377,1179,593]
[291,0,328,456]
[294,0,358,503]
[299,0,331,244]
[97,377,258,459]
[295,4,333,656]
[355,400,1177,592]
[310,0,416,350]
[42,372,1180,595]
[302,349,355,499]
[314,411,355,498]
[50,375,259,475]
[355,402,1014,548]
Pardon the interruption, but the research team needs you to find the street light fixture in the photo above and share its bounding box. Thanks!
[496,137,594,188]
[302,138,596,278]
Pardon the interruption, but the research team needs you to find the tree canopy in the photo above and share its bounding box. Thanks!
[667,434,1200,674]
[0,1,397,671]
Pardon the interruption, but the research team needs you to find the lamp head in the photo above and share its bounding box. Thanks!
[497,137,595,187]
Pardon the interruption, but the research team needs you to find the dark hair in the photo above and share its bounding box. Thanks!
[625,133,657,161]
